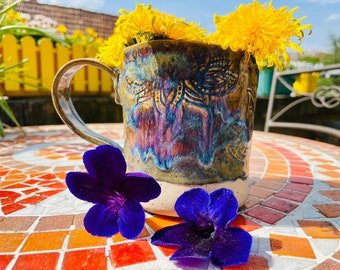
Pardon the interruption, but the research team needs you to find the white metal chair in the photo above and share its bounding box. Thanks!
[264,63,340,139]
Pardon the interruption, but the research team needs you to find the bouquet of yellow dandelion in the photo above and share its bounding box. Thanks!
[97,0,312,71]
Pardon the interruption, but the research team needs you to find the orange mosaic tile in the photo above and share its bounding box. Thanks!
[297,220,340,239]
[313,204,340,218]
[320,170,340,178]
[319,164,340,170]
[324,180,340,188]
[112,227,150,243]
[146,215,182,232]
[21,231,68,252]
[157,245,179,257]
[0,233,26,252]
[67,229,107,249]
[110,240,157,268]
[222,255,269,270]
[63,248,107,270]
[1,125,339,269]
[262,174,287,183]
[253,180,283,191]
[270,234,316,259]
[12,252,60,270]
[249,186,275,199]
[319,190,340,201]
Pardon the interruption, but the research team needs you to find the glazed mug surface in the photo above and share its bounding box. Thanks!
[51,40,258,216]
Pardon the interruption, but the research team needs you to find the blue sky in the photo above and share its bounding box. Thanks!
[38,0,340,53]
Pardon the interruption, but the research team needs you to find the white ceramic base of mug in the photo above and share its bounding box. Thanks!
[142,178,250,217]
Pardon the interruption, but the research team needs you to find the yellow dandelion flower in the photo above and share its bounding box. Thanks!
[73,30,85,38]
[57,24,68,34]
[97,3,207,67]
[86,28,98,37]
[208,0,312,70]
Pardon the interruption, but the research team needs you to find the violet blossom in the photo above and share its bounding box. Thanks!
[66,145,161,239]
[151,188,252,268]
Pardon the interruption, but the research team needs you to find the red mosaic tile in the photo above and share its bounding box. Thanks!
[222,255,269,270]
[270,234,316,259]
[313,259,340,270]
[37,189,65,198]
[0,190,21,204]
[313,204,340,218]
[0,255,14,269]
[231,215,262,232]
[13,252,60,270]
[319,190,340,201]
[62,248,107,270]
[22,187,40,195]
[289,176,314,185]
[245,206,286,224]
[39,173,57,180]
[285,183,313,193]
[110,240,156,267]
[275,189,308,202]
[2,203,26,215]
[262,197,298,213]
[16,196,45,205]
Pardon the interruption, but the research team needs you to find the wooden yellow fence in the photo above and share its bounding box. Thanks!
[0,34,114,97]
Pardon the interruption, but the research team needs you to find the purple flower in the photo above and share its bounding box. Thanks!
[151,188,252,268]
[66,145,161,239]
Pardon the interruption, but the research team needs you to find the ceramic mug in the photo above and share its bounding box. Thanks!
[51,40,258,216]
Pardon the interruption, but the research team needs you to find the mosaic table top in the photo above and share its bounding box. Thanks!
[0,124,339,270]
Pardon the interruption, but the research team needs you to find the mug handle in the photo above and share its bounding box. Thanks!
[51,58,123,150]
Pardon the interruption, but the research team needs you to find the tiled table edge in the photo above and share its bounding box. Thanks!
[0,125,339,269]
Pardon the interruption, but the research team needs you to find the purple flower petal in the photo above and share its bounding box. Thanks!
[84,203,119,237]
[121,172,161,202]
[174,189,210,223]
[209,189,238,228]
[66,172,108,203]
[211,227,252,267]
[83,145,126,188]
[118,200,145,239]
[151,223,213,258]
